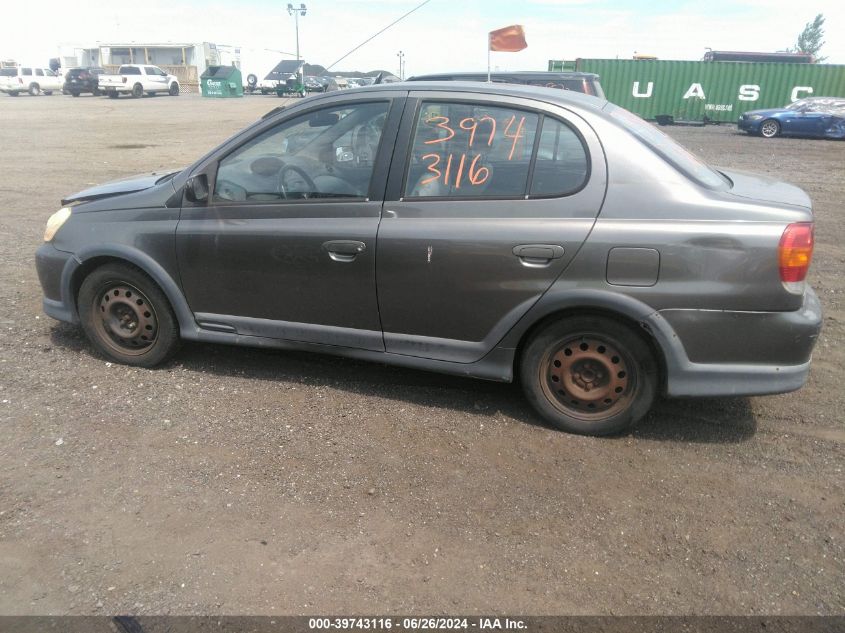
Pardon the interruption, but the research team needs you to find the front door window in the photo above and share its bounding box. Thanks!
[214,102,390,202]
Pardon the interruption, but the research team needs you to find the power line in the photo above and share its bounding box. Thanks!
[326,0,433,71]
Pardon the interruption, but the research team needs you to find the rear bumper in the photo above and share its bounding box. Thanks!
[649,288,822,397]
[63,81,98,92]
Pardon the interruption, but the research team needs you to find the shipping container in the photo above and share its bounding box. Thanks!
[548,59,845,123]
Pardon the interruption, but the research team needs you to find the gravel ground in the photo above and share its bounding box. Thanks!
[0,93,842,616]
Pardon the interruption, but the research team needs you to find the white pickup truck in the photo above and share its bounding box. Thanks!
[99,64,180,98]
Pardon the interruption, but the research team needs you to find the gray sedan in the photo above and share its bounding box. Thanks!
[35,82,822,435]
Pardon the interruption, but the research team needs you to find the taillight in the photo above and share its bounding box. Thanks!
[779,222,814,286]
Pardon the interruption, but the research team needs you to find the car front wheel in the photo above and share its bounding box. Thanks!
[131,83,143,98]
[759,119,780,138]
[520,315,658,436]
[169,83,179,96]
[78,263,180,367]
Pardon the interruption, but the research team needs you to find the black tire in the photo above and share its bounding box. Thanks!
[131,83,143,98]
[759,119,780,138]
[43,90,53,95]
[29,83,40,96]
[71,91,80,97]
[77,263,180,368]
[107,91,119,99]
[92,88,101,96]
[169,83,179,96]
[9,91,18,97]
[519,315,658,436]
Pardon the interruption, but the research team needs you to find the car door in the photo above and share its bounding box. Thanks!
[375,92,607,363]
[144,66,166,90]
[176,96,404,351]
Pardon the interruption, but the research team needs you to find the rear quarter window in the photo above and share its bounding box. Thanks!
[119,66,141,75]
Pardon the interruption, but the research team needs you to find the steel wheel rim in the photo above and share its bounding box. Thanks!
[540,335,635,421]
[92,283,158,356]
[761,121,778,137]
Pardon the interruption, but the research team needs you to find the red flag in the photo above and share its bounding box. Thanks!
[489,25,527,52]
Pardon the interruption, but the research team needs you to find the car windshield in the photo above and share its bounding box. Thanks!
[607,104,730,190]
[0,68,17,77]
[786,99,812,111]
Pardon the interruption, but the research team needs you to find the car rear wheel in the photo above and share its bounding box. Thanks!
[92,88,101,96]
[760,119,780,138]
[131,83,143,98]
[107,92,119,99]
[169,83,179,96]
[520,315,658,436]
[28,83,40,96]
[78,263,180,368]
[70,91,80,97]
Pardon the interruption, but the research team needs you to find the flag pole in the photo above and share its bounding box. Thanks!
[487,32,491,82]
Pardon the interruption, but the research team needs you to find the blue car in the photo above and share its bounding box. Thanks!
[738,97,845,139]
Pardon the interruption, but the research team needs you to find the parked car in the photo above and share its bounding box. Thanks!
[63,67,106,97]
[303,76,326,92]
[35,82,821,436]
[0,66,62,96]
[407,71,605,98]
[738,97,845,139]
[98,64,180,98]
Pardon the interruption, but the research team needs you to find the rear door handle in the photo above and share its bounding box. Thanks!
[512,244,565,267]
[323,240,366,262]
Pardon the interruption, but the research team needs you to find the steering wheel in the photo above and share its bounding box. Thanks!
[276,164,317,199]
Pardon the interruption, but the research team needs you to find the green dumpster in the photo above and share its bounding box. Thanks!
[200,65,244,98]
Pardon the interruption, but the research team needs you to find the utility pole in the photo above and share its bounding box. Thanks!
[397,50,405,80]
[287,3,307,61]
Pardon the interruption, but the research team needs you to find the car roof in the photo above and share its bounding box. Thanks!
[409,71,600,80]
[275,81,609,114]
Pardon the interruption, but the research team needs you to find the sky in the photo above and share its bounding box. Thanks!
[3,0,844,75]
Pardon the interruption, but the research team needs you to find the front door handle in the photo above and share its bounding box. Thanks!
[323,240,366,262]
[513,244,565,267]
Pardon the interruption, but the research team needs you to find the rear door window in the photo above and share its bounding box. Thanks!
[404,101,590,200]
[404,102,539,198]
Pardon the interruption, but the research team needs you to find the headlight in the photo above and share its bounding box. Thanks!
[44,207,71,242]
[747,114,764,121]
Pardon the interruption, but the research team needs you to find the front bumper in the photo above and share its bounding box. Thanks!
[737,118,763,133]
[35,243,80,324]
[648,288,823,397]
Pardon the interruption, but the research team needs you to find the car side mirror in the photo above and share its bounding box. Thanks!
[185,174,209,203]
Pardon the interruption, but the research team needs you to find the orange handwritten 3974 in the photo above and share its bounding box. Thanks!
[423,114,526,159]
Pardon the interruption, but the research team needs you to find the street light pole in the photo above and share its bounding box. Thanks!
[397,50,405,80]
[287,3,307,61]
